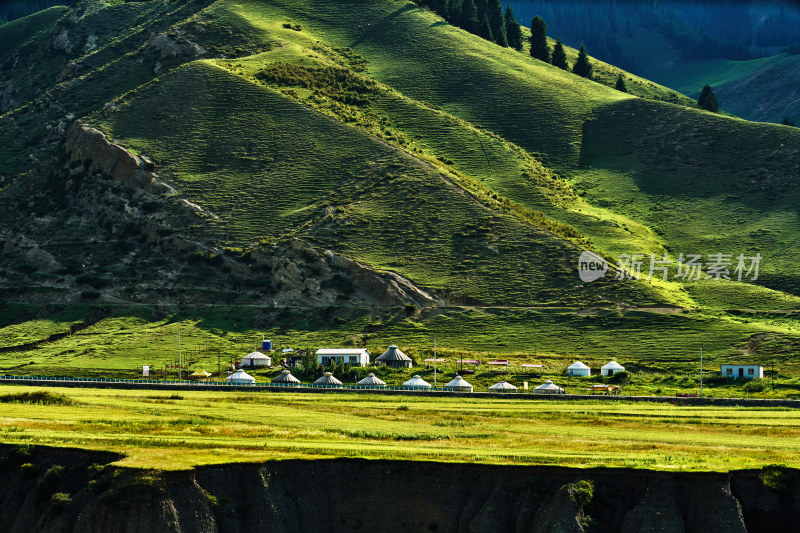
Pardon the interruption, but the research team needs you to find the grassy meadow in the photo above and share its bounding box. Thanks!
[0,386,798,472]
[3,303,800,400]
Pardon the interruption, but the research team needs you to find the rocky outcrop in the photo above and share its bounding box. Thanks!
[2,235,63,273]
[532,483,585,533]
[246,240,439,308]
[64,122,175,196]
[148,33,207,59]
[1,446,798,533]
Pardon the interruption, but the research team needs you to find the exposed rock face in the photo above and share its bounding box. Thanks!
[51,29,73,55]
[1,446,796,533]
[621,479,685,533]
[2,235,63,273]
[532,483,585,533]
[64,122,175,196]
[0,80,16,113]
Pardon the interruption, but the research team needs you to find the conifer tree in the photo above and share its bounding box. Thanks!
[487,0,507,46]
[781,117,795,127]
[478,13,494,42]
[551,40,569,70]
[429,0,448,18]
[529,15,550,63]
[460,0,479,33]
[697,85,719,113]
[615,74,628,93]
[448,0,461,24]
[474,0,486,19]
[504,6,523,50]
[572,44,593,79]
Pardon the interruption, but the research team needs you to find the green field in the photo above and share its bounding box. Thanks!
[0,386,798,472]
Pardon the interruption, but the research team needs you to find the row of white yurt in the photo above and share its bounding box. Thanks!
[240,370,562,394]
[567,361,625,376]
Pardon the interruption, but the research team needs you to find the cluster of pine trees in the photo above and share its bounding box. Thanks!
[416,0,524,49]
[417,2,598,84]
[529,15,593,80]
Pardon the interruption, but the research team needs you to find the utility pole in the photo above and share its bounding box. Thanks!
[433,338,437,388]
[700,348,703,397]
[178,332,182,380]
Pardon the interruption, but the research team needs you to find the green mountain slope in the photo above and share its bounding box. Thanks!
[2,0,800,373]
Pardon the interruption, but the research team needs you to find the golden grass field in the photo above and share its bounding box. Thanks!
[0,386,798,472]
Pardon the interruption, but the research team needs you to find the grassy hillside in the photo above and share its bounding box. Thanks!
[1,0,800,377]
[580,98,800,303]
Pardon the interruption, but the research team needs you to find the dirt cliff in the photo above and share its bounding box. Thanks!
[1,445,798,533]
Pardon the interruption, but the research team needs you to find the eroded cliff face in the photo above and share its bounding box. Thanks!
[1,445,799,533]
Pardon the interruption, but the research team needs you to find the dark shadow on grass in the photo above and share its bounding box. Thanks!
[349,4,424,48]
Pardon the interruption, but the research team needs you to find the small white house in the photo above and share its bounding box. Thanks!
[316,348,370,367]
[241,351,271,368]
[601,361,625,377]
[721,364,764,379]
[566,361,591,377]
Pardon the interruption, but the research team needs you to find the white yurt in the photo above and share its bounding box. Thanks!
[566,361,591,377]
[402,375,432,389]
[227,369,256,385]
[533,380,565,395]
[601,361,625,376]
[241,351,271,368]
[356,373,387,389]
[375,345,413,369]
[313,372,344,388]
[443,374,473,392]
[488,381,519,393]
[269,369,301,387]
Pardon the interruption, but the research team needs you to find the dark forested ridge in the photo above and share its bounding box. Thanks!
[0,1,75,24]
[509,0,800,72]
